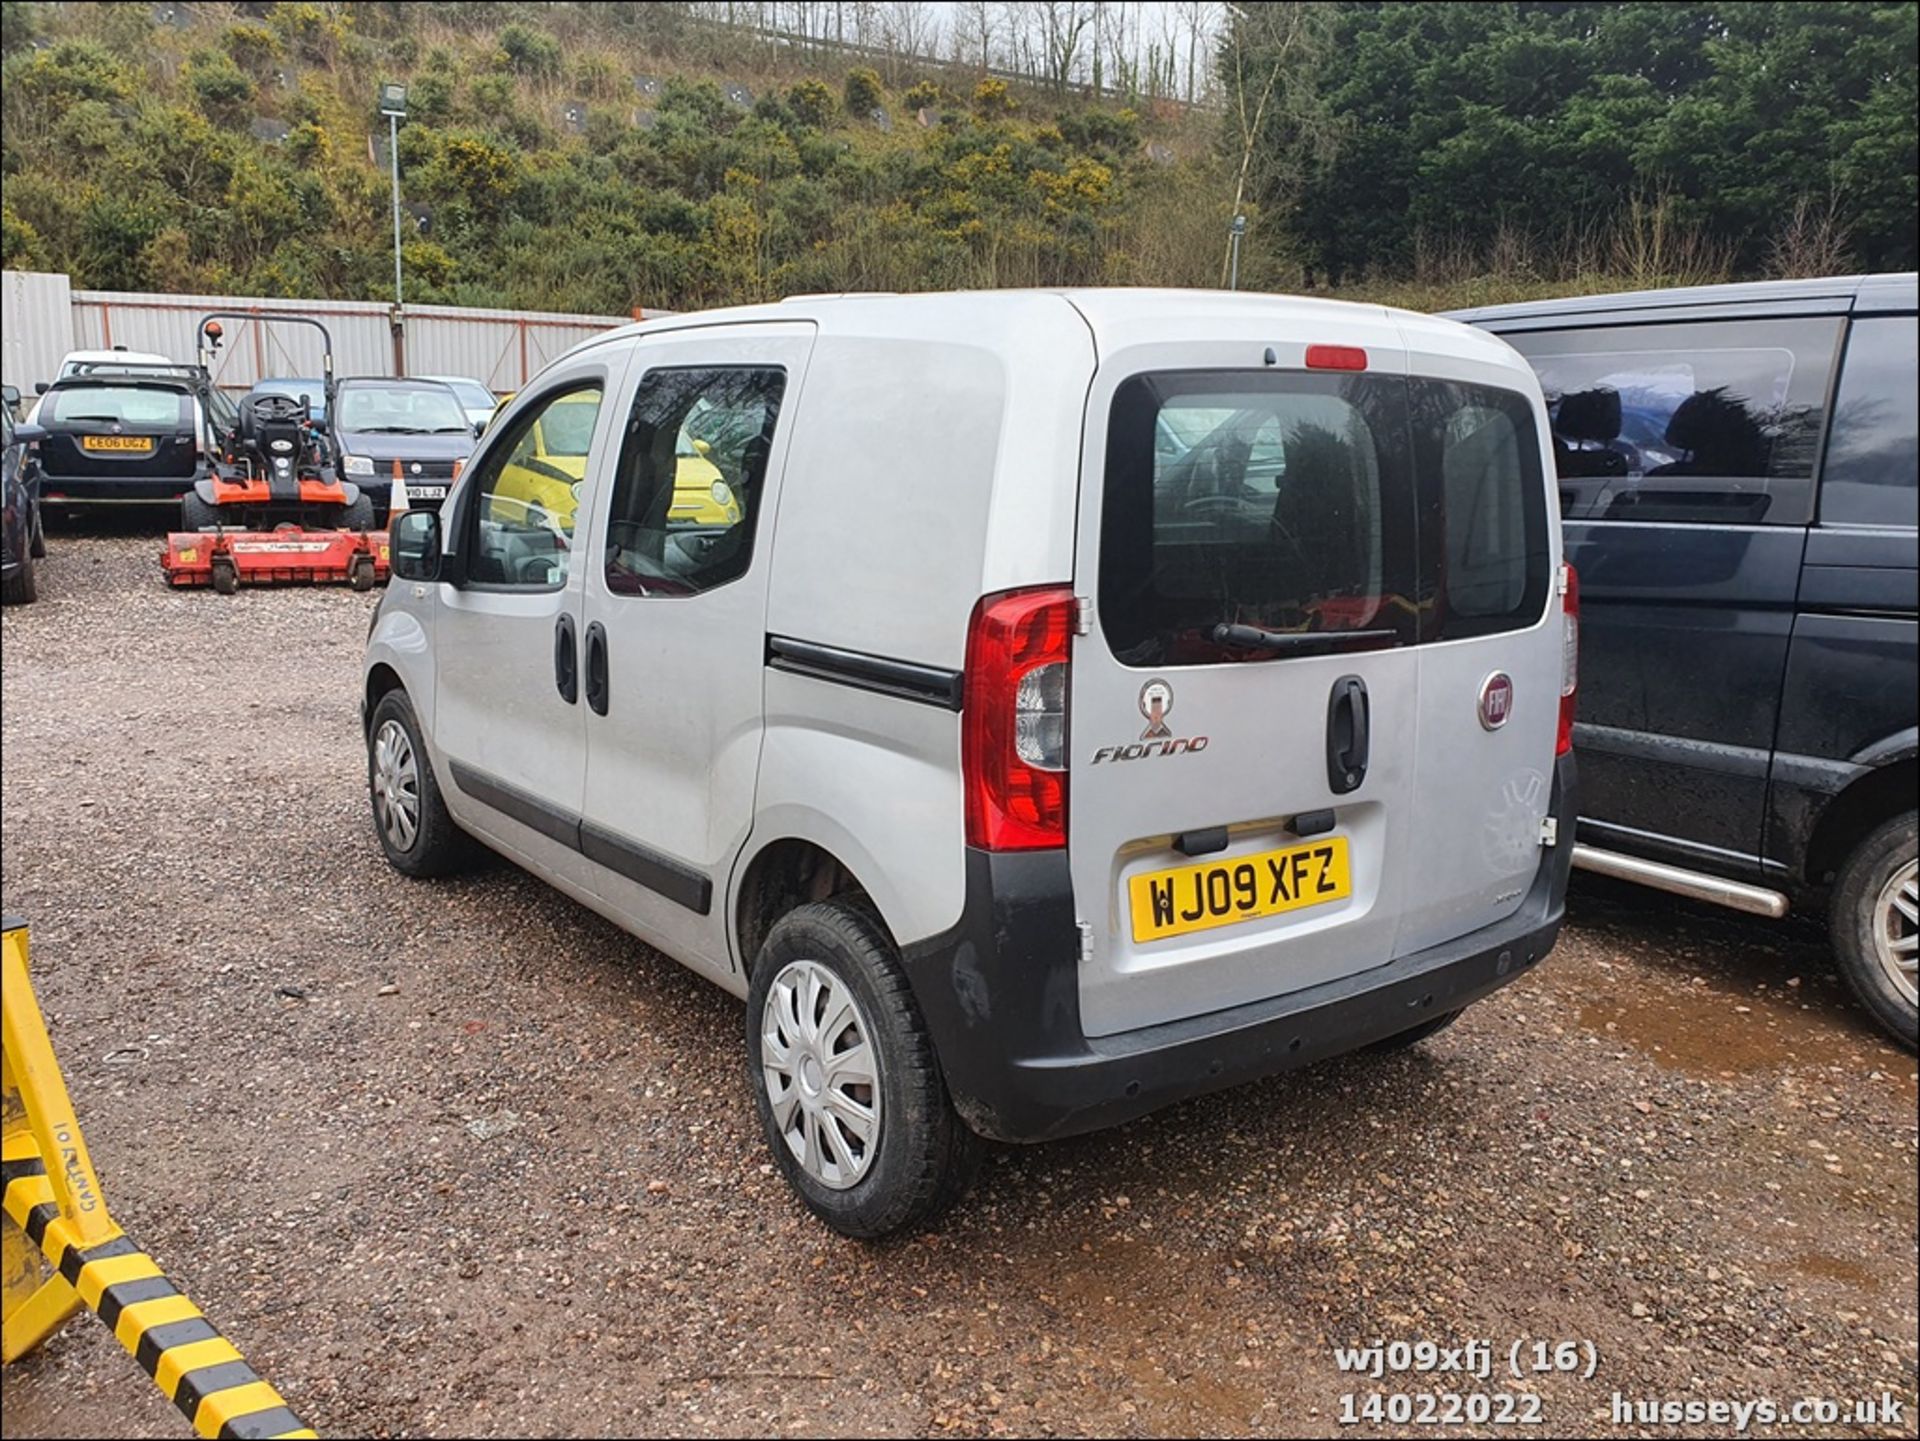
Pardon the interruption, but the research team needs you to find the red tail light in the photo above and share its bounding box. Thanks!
[1557,563,1579,756]
[1305,344,1367,371]
[964,586,1074,851]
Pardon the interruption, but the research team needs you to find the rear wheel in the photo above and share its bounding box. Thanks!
[340,494,375,532]
[2,554,36,605]
[367,688,478,878]
[1831,811,1919,1050]
[746,900,980,1238]
[181,491,221,532]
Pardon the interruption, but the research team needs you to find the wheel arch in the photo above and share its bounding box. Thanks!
[732,831,885,979]
[364,662,406,734]
[1806,758,1920,890]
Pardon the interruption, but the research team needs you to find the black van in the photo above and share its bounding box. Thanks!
[1452,274,1918,1047]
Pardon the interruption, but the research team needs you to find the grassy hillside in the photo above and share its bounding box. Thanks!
[6,3,1906,317]
[0,1,1229,313]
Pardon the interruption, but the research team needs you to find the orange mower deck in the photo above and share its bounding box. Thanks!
[162,528,390,593]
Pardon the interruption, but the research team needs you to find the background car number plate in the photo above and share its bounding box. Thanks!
[1129,836,1352,943]
[408,485,447,499]
[80,435,153,452]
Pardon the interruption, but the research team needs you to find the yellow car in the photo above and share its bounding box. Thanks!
[490,394,742,530]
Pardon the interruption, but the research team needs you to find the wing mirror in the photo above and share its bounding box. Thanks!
[390,509,442,582]
[14,423,48,445]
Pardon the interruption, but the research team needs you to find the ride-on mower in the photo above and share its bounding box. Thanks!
[161,314,389,594]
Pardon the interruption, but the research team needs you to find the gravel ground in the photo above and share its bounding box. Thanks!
[2,530,1915,1440]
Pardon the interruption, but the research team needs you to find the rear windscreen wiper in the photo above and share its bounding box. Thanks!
[1211,623,1399,652]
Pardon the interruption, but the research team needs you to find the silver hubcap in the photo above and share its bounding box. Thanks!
[371,718,420,852]
[760,960,880,1189]
[1874,859,1918,1006]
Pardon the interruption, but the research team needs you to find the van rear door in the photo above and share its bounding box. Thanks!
[1067,317,1561,1038]
[1068,322,1426,1038]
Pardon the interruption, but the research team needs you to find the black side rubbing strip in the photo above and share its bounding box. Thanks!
[449,761,712,915]
[767,636,964,711]
[579,822,713,915]
[450,762,581,849]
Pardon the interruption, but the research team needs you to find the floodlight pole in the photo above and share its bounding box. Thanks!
[388,110,403,309]
[1229,214,1247,291]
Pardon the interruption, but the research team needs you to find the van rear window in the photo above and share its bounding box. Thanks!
[1099,371,1550,665]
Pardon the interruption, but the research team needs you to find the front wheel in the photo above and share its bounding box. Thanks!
[366,689,478,877]
[339,494,375,532]
[1831,811,1918,1050]
[2,554,36,605]
[746,901,980,1238]
[181,491,222,533]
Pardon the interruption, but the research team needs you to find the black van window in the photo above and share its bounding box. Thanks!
[1411,379,1552,639]
[1101,371,1418,666]
[1505,318,1841,525]
[1821,317,1918,530]
[604,367,787,597]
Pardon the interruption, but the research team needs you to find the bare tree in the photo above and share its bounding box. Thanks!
[1219,2,1333,283]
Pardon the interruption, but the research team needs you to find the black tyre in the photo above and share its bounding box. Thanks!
[340,494,375,532]
[1830,811,1918,1050]
[2,553,36,605]
[209,557,238,595]
[366,688,479,878]
[746,900,981,1238]
[1366,1008,1461,1053]
[181,491,221,532]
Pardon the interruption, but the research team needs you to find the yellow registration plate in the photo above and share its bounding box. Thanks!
[80,434,154,453]
[1129,836,1352,943]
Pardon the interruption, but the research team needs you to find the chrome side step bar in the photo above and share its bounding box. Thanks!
[1572,844,1790,919]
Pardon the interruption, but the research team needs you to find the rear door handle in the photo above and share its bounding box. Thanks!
[1326,675,1369,794]
[584,621,609,716]
[554,613,578,704]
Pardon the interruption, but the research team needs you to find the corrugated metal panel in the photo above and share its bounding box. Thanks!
[44,282,657,392]
[70,292,395,389]
[1,271,75,391]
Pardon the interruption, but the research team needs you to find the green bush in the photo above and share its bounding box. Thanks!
[574,52,620,99]
[5,39,135,105]
[1,0,39,57]
[973,78,1016,116]
[497,23,560,78]
[843,67,883,116]
[902,80,940,111]
[220,23,281,78]
[408,70,454,124]
[787,77,834,129]
[188,51,254,124]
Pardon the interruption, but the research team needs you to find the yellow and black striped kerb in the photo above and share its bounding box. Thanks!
[3,1148,314,1438]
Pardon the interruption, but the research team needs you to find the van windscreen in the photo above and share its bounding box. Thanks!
[1099,370,1550,665]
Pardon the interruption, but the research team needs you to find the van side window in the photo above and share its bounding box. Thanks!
[603,367,787,597]
[1821,317,1919,529]
[1505,318,1841,525]
[464,382,604,590]
[1410,379,1551,637]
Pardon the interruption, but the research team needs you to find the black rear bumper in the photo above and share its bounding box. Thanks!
[40,472,201,503]
[902,754,1577,1144]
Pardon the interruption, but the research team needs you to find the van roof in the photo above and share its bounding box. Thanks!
[553,287,1519,372]
[1445,271,1919,325]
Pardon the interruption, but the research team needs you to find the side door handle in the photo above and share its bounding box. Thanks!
[553,613,578,704]
[1326,674,1369,794]
[584,620,609,716]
